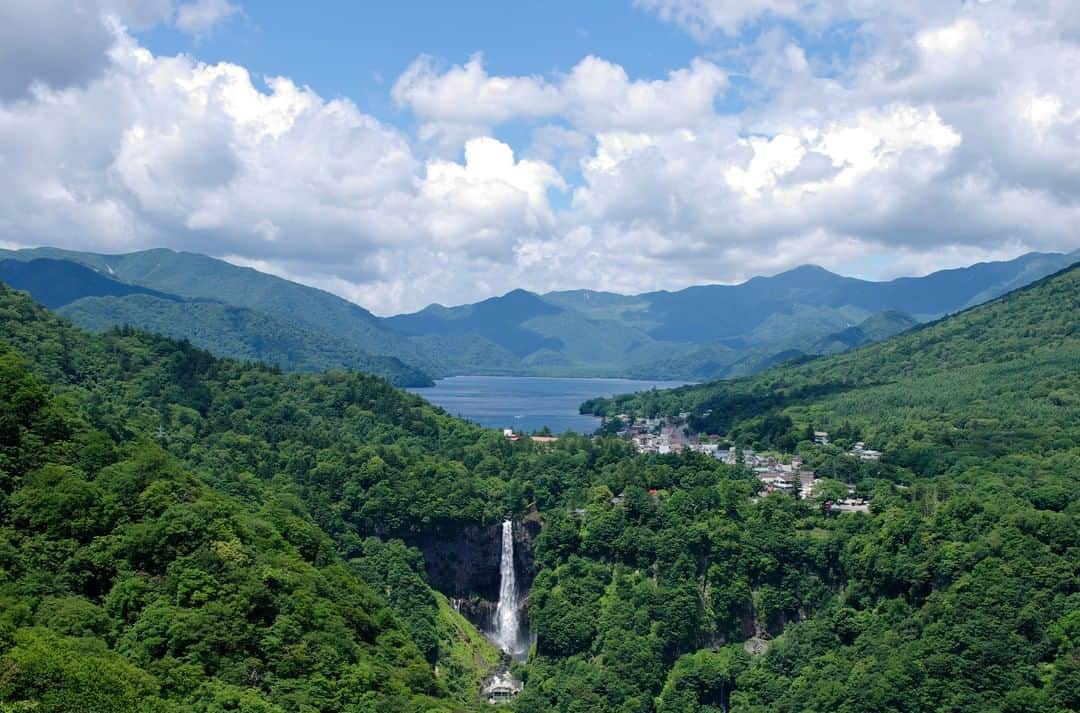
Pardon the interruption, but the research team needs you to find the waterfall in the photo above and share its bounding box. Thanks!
[493,519,522,656]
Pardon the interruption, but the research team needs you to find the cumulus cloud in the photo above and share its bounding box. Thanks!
[2,0,1079,314]
[636,0,837,38]
[420,138,566,257]
[174,0,241,36]
[0,22,571,312]
[393,53,728,143]
[0,0,239,100]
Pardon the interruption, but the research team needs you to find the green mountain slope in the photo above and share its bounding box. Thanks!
[808,309,919,354]
[3,246,1074,380]
[59,294,433,386]
[532,265,1080,712]
[585,263,1080,466]
[393,250,1079,378]
[0,287,493,711]
[0,247,438,375]
[2,261,1080,713]
[0,257,179,308]
[0,255,432,386]
[0,265,1077,711]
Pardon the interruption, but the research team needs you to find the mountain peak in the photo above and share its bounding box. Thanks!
[746,264,843,289]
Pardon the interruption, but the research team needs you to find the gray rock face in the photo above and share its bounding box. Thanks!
[405,516,540,631]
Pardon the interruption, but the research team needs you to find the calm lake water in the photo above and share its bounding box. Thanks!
[408,375,689,434]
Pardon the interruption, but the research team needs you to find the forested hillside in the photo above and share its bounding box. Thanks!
[59,294,432,387]
[585,263,1080,465]
[0,257,432,387]
[388,250,1078,379]
[556,264,1078,712]
[0,285,510,711]
[0,263,1077,712]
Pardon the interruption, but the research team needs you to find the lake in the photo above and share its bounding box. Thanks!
[407,375,689,434]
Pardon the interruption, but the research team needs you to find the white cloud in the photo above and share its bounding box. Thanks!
[393,53,728,143]
[636,0,844,38]
[392,54,561,126]
[0,0,240,100]
[420,137,566,256]
[174,0,241,36]
[0,25,575,312]
[916,18,981,56]
[1,0,1079,315]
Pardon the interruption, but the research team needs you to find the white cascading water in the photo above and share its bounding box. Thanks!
[493,519,521,656]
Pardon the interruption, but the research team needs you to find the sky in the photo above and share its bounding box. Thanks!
[1,1,1079,314]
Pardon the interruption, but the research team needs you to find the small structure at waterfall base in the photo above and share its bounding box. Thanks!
[482,671,522,705]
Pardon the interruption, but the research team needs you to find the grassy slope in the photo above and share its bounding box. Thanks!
[433,593,503,703]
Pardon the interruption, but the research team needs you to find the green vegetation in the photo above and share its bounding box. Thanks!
[0,256,432,386]
[585,263,1080,467]
[558,264,1078,711]
[0,285,506,711]
[5,246,1074,381]
[0,247,439,378]
[0,260,1077,712]
[59,294,433,386]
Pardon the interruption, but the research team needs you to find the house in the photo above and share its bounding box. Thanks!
[487,684,517,704]
[825,498,870,514]
[848,442,882,460]
[757,471,797,493]
[814,431,830,445]
[482,673,522,705]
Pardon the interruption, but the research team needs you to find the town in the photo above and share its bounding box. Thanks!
[608,414,875,513]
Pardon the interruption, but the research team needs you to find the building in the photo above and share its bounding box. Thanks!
[483,672,522,705]
[825,498,870,514]
[814,431,830,445]
[848,442,882,460]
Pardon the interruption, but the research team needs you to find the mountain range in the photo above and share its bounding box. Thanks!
[0,250,434,387]
[0,242,1076,712]
[389,249,1077,379]
[0,246,1076,383]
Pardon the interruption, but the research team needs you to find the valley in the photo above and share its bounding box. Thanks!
[0,260,1075,711]
[4,3,1079,711]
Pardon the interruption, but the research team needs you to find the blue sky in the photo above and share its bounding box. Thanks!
[143,2,701,118]
[1,0,1078,313]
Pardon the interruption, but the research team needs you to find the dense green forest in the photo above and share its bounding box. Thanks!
[0,285,501,711]
[0,262,1077,712]
[0,258,433,387]
[59,294,433,387]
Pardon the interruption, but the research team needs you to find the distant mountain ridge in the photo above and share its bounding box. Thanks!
[1,245,1076,382]
[0,257,180,308]
[0,256,432,386]
[390,249,1079,379]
